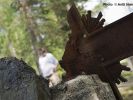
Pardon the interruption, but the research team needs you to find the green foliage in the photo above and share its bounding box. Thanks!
[0,0,104,74]
[0,0,36,70]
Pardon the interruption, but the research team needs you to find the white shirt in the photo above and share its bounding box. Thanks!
[39,53,58,77]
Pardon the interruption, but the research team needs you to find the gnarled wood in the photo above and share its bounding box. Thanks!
[60,3,132,100]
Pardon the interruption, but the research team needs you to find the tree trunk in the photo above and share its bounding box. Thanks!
[19,0,40,73]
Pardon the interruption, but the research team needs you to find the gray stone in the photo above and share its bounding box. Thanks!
[0,57,117,100]
[0,57,51,100]
[51,75,116,100]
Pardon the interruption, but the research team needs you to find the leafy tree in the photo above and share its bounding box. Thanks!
[0,0,105,74]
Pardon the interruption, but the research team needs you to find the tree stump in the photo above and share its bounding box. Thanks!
[51,75,116,100]
[0,57,51,100]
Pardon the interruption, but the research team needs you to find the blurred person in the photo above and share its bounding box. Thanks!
[38,48,61,87]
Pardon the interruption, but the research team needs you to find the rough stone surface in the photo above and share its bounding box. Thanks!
[0,57,51,100]
[0,57,117,100]
[51,75,116,100]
